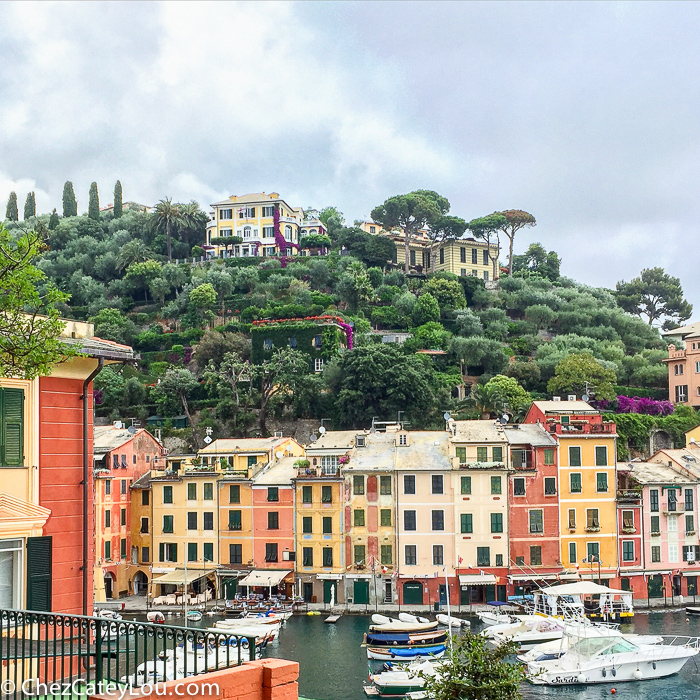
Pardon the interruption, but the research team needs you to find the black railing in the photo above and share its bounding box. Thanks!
[0,609,257,699]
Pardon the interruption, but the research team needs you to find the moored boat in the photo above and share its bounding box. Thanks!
[186,610,203,622]
[477,601,517,627]
[485,615,566,651]
[398,613,431,624]
[369,620,439,633]
[367,658,439,697]
[436,614,469,628]
[364,630,448,647]
[366,644,446,661]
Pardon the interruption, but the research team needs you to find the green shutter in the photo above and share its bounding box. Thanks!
[461,513,473,533]
[492,446,503,462]
[26,536,52,612]
[1,388,24,467]
[159,543,165,562]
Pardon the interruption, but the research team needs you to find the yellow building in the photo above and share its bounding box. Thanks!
[130,472,152,597]
[685,424,700,446]
[526,400,619,581]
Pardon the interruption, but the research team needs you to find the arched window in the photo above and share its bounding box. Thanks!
[285,225,292,241]
[243,226,252,238]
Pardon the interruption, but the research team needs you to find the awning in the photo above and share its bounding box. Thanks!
[94,454,105,462]
[216,569,248,579]
[579,573,615,581]
[559,574,581,581]
[317,573,344,580]
[153,569,215,586]
[239,570,292,588]
[459,574,497,586]
[508,575,559,582]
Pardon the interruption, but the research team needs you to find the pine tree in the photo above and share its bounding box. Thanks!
[63,181,77,218]
[114,180,123,218]
[24,192,36,220]
[88,182,100,220]
[5,192,18,221]
[48,209,60,230]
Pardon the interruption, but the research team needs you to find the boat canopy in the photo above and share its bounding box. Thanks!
[367,633,412,644]
[539,581,628,596]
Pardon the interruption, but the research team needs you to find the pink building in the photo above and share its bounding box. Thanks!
[664,336,700,407]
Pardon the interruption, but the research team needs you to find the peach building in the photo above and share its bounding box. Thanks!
[665,336,700,407]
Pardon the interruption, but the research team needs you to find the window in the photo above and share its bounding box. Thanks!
[404,545,417,566]
[482,250,489,266]
[262,205,274,217]
[471,248,478,264]
[380,509,391,527]
[381,545,392,565]
[187,543,197,562]
[221,208,233,219]
[140,490,149,507]
[267,487,279,502]
[268,512,279,530]
[570,473,582,493]
[586,509,600,529]
[622,541,635,562]
[187,483,196,501]
[568,446,581,467]
[461,476,472,494]
[595,446,608,466]
[476,447,488,463]
[513,478,525,496]
[201,512,212,530]
[432,475,444,494]
[491,513,503,533]
[410,250,416,266]
[676,385,688,403]
[460,247,466,263]
[121,481,126,495]
[141,546,149,563]
[544,477,557,495]
[263,338,272,351]
[302,516,312,534]
[461,513,473,533]
[353,476,365,495]
[595,472,608,493]
[651,545,661,563]
[380,476,392,494]
[456,447,467,464]
[113,454,119,469]
[568,509,576,528]
[104,541,111,560]
[491,476,502,495]
[587,542,599,561]
[404,510,417,531]
[322,517,332,534]
[686,515,695,534]
[622,510,634,529]
[432,510,444,531]
[403,475,416,495]
[140,517,148,534]
[302,486,312,504]
[321,485,332,503]
[105,481,111,495]
[104,510,111,528]
[289,337,297,348]
[163,515,173,533]
[354,545,366,565]
[686,489,694,511]
[529,509,543,533]
[229,485,240,504]
[439,248,445,264]
[433,545,444,565]
[476,547,490,566]
[163,486,173,504]
[543,448,554,466]
[650,489,659,512]
[313,335,322,348]
[651,515,660,534]
[530,545,542,566]
[121,454,127,467]
[160,543,177,562]
[314,358,325,373]
[228,510,242,531]
[493,446,503,462]
[354,509,365,527]
[515,556,525,566]
[203,483,213,500]
[265,543,278,562]
[302,547,313,567]
[696,361,700,374]
[669,543,679,563]
[668,514,678,532]
[226,543,241,564]
[320,456,338,474]
[684,546,698,562]
[187,512,197,530]
[668,489,678,511]
[322,548,333,567]
[569,542,577,564]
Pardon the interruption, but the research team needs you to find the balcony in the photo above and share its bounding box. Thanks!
[294,467,341,478]
[547,420,616,435]
[617,489,642,504]
[621,526,636,534]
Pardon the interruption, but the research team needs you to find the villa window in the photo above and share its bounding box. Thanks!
[354,545,366,566]
[530,546,542,566]
[228,510,242,531]
[262,205,275,217]
[432,475,444,494]
[404,545,417,566]
[404,510,417,531]
[321,485,332,503]
[456,447,467,464]
[491,513,503,533]
[461,513,473,533]
[686,489,694,511]
[461,476,472,494]
[433,545,444,566]
[322,517,332,534]
[403,475,416,495]
[471,248,478,264]
[321,456,338,474]
[268,512,279,530]
[314,358,325,373]
[265,543,278,563]
[491,476,502,495]
[596,472,608,492]
[622,541,635,562]
[203,512,214,530]
[203,543,213,562]
[381,545,392,565]
[302,548,313,567]
[650,489,659,512]
[380,509,391,527]
[586,508,600,529]
[380,476,392,494]
[302,517,312,534]
[187,512,197,530]
[460,247,466,263]
[220,208,232,220]
[285,225,292,241]
[483,250,489,265]
[513,478,525,496]
[569,542,577,564]
[432,510,445,531]
[302,486,312,504]
[476,547,490,566]
[676,385,688,403]
[544,477,557,495]
[187,483,196,501]
[354,509,365,527]
[477,447,488,462]
[262,226,274,238]
[570,472,582,493]
[322,548,333,567]
[529,509,543,533]
[595,446,608,467]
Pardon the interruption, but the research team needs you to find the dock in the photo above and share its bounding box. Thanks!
[325,613,342,623]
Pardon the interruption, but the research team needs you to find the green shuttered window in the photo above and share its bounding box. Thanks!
[1,388,24,467]
[26,536,52,612]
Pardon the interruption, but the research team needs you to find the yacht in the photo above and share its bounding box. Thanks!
[484,615,566,651]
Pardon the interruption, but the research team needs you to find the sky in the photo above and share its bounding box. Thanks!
[1,1,699,305]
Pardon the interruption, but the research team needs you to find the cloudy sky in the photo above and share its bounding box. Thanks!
[1,1,699,304]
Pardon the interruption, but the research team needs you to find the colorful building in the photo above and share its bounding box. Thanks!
[129,471,153,598]
[664,338,700,407]
[525,400,619,584]
[615,462,644,595]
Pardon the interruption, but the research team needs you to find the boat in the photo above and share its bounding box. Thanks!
[97,610,123,620]
[532,581,634,621]
[212,621,281,641]
[477,601,517,627]
[436,614,469,628]
[367,658,439,697]
[371,614,393,625]
[398,613,431,624]
[364,630,448,646]
[485,615,567,651]
[686,606,700,616]
[244,608,293,622]
[526,625,700,685]
[147,611,165,624]
[370,620,439,633]
[517,633,664,663]
[187,610,203,622]
[366,644,446,661]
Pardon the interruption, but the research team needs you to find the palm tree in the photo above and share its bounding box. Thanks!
[116,239,153,271]
[470,383,506,420]
[179,201,205,247]
[154,198,182,262]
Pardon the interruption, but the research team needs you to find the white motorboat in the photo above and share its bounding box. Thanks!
[244,608,292,622]
[526,625,700,685]
[477,601,518,627]
[398,613,431,624]
[368,658,439,697]
[532,581,634,621]
[371,614,393,625]
[97,610,123,620]
[212,621,280,641]
[186,610,203,622]
[436,614,469,628]
[485,615,566,651]
[518,633,664,663]
[366,644,446,661]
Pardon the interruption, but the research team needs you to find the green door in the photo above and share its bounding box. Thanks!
[403,581,423,605]
[460,585,470,605]
[323,580,337,604]
[497,585,507,602]
[648,574,663,598]
[354,579,370,605]
[223,578,237,600]
[485,584,496,603]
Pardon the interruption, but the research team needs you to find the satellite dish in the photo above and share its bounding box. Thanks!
[203,435,212,444]
[319,426,326,435]
[275,451,283,459]
[582,394,589,402]
[127,425,136,434]
[310,434,318,442]
[443,412,451,421]
[501,414,510,424]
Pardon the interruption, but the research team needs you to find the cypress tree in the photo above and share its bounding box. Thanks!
[5,192,18,221]
[48,209,60,230]
[114,180,123,218]
[88,182,100,220]
[24,192,36,220]
[63,181,77,218]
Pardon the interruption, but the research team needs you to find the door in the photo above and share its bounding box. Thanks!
[384,580,393,603]
[648,574,663,598]
[403,581,423,605]
[485,584,496,603]
[673,575,682,597]
[353,579,370,605]
[497,585,507,602]
[460,586,470,605]
[439,584,447,605]
[323,580,337,604]
[223,578,237,600]
[303,582,313,602]
[104,574,113,600]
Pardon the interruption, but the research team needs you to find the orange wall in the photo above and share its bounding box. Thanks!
[252,486,295,570]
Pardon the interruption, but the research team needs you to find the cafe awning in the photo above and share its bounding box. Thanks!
[153,569,214,586]
[508,574,559,582]
[239,570,292,588]
[459,574,497,586]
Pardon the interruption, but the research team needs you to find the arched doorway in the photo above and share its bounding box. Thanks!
[133,571,148,595]
[104,572,115,599]
[403,581,423,605]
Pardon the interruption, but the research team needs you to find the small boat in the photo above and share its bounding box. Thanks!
[371,614,393,625]
[370,620,439,633]
[244,608,292,622]
[365,630,448,646]
[485,615,566,651]
[436,614,469,628]
[186,611,203,622]
[97,610,123,620]
[398,612,431,624]
[367,644,446,661]
[213,621,280,641]
[686,607,700,616]
[147,611,165,624]
[477,601,517,627]
[367,658,439,697]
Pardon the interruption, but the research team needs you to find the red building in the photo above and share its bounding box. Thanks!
[504,424,562,596]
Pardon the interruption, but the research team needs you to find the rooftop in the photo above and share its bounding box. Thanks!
[253,457,298,486]
[451,420,508,443]
[62,334,136,361]
[532,400,599,414]
[198,437,290,455]
[306,430,357,451]
[93,425,142,453]
[503,423,558,447]
[661,321,700,338]
[625,460,695,485]
[346,431,451,472]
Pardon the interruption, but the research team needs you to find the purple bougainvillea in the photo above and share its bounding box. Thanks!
[184,347,193,364]
[617,395,674,416]
[94,389,103,406]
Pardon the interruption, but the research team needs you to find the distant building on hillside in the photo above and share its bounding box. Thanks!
[665,337,700,407]
[100,201,152,214]
[662,321,700,348]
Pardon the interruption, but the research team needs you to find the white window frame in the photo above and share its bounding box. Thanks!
[404,544,417,566]
[0,539,23,609]
[403,474,416,495]
[285,225,292,241]
[320,455,338,474]
[314,358,324,373]
[668,543,679,563]
[262,226,275,238]
[668,514,678,532]
[243,226,252,239]
[432,544,444,566]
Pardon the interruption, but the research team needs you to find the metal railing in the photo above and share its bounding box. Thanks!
[0,609,257,698]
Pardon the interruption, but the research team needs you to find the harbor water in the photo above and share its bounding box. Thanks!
[146,610,700,700]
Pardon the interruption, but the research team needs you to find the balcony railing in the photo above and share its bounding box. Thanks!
[0,609,256,699]
[617,489,642,503]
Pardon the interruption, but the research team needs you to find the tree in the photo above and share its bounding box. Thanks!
[0,224,74,378]
[113,180,123,218]
[5,192,18,221]
[547,352,617,400]
[512,242,560,281]
[178,201,208,248]
[423,632,521,700]
[188,283,217,324]
[449,336,508,375]
[499,209,536,275]
[468,213,507,281]
[337,261,375,310]
[154,198,182,262]
[371,190,448,273]
[154,369,201,446]
[413,292,440,325]
[23,192,36,220]
[117,239,153,271]
[89,307,137,345]
[125,260,162,301]
[62,181,77,218]
[48,209,60,230]
[204,351,255,432]
[148,276,171,305]
[318,206,345,238]
[423,277,466,311]
[616,267,693,328]
[299,233,332,250]
[193,330,251,371]
[427,215,467,269]
[470,382,507,419]
[484,374,532,419]
[88,182,100,220]
[210,235,242,257]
